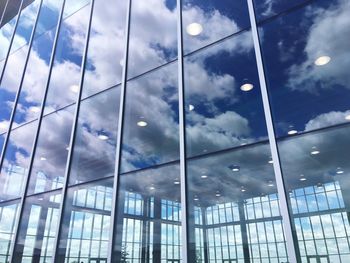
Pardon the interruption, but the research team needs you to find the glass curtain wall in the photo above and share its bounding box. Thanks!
[0,0,349,262]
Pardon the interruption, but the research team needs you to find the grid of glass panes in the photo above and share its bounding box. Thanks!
[244,193,281,220]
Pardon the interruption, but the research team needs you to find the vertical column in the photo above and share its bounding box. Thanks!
[238,201,250,263]
[246,0,298,262]
[51,0,95,261]
[107,0,131,262]
[0,0,9,26]
[177,0,189,262]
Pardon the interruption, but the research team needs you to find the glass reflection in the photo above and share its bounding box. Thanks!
[259,0,350,137]
[120,62,179,173]
[0,0,41,133]
[186,144,288,262]
[127,0,177,78]
[12,0,64,128]
[81,0,127,98]
[184,32,267,157]
[69,87,120,185]
[112,163,182,263]
[12,190,61,263]
[278,125,350,263]
[55,178,113,263]
[43,0,91,114]
[0,121,37,201]
[0,199,20,262]
[28,105,75,195]
[182,0,250,54]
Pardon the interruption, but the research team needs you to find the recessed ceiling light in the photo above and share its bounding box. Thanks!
[229,165,240,172]
[268,158,273,164]
[40,157,47,161]
[314,56,331,66]
[174,180,180,185]
[215,192,221,197]
[288,130,298,135]
[240,83,254,92]
[30,106,41,113]
[98,133,109,140]
[336,167,344,174]
[300,177,307,181]
[186,23,203,36]
[70,84,80,93]
[65,146,70,151]
[241,188,246,192]
[137,120,148,127]
[310,147,320,155]
[345,114,350,121]
[38,197,44,201]
[194,197,199,201]
[189,104,195,111]
[149,186,155,190]
[268,181,274,187]
[201,174,208,179]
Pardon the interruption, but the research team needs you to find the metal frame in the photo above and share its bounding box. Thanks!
[51,0,95,261]
[0,0,10,26]
[107,0,132,261]
[176,0,189,262]
[247,0,298,262]
[5,0,67,262]
[0,0,25,85]
[0,0,43,171]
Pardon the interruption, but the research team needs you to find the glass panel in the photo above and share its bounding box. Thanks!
[0,0,41,133]
[0,0,21,62]
[81,0,127,98]
[0,199,20,262]
[12,190,61,263]
[28,105,75,195]
[112,163,182,263]
[69,87,120,185]
[12,0,64,128]
[55,178,113,263]
[43,0,91,114]
[0,133,5,155]
[120,62,179,173]
[127,0,177,78]
[182,0,250,54]
[0,121,37,201]
[259,0,350,138]
[184,32,266,157]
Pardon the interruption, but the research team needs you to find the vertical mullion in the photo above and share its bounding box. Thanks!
[5,0,44,261]
[107,0,131,261]
[51,0,95,261]
[0,0,10,27]
[246,0,298,262]
[176,0,189,262]
[0,0,43,170]
[0,0,25,84]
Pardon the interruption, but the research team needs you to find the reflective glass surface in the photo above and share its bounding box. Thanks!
[69,87,120,185]
[182,0,250,54]
[259,0,350,138]
[81,0,127,98]
[0,199,20,262]
[12,0,64,128]
[0,0,41,133]
[127,0,177,78]
[0,121,37,201]
[43,0,91,114]
[12,190,61,262]
[184,32,266,157]
[112,163,182,263]
[28,105,75,195]
[56,178,113,263]
[120,62,179,173]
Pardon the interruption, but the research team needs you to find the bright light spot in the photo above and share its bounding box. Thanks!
[70,84,80,93]
[311,150,320,155]
[240,83,254,92]
[186,23,203,36]
[174,181,180,185]
[194,197,199,201]
[189,104,195,111]
[30,106,40,113]
[314,56,331,66]
[300,177,307,181]
[137,121,148,127]
[215,192,221,197]
[98,134,109,140]
[336,168,344,174]
[201,175,208,179]
[149,186,155,190]
[288,130,298,135]
[40,157,47,161]
[241,188,246,192]
[268,181,274,187]
[345,114,350,121]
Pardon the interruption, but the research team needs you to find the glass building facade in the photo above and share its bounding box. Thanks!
[0,0,349,262]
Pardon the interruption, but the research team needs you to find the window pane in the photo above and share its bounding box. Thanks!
[12,190,61,263]
[112,163,182,263]
[69,87,120,185]
[28,105,75,194]
[55,178,113,262]
[120,62,179,173]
